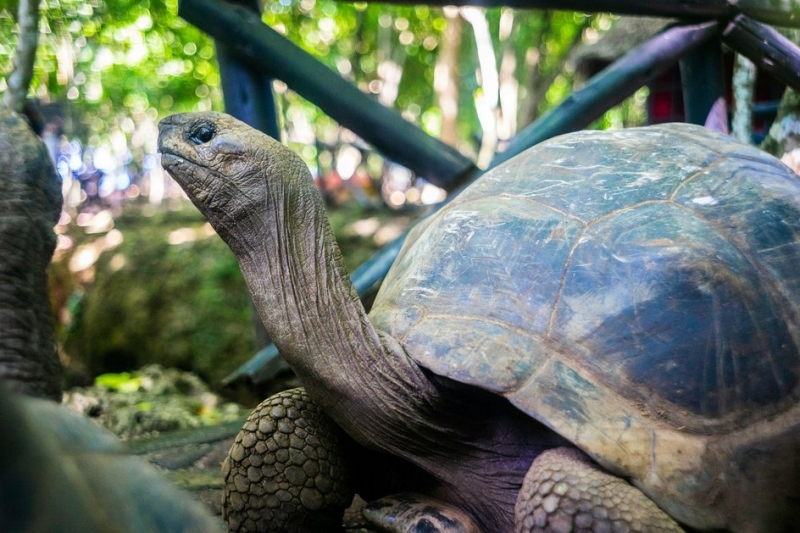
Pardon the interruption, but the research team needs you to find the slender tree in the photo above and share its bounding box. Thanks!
[434,7,462,147]
[731,54,756,144]
[2,0,39,113]
[761,88,800,173]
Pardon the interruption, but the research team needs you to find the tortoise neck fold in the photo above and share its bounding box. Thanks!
[231,170,389,425]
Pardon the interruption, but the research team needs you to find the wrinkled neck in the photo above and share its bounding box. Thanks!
[228,173,389,426]
[215,161,446,461]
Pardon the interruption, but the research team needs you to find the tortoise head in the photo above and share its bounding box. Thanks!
[157,112,309,236]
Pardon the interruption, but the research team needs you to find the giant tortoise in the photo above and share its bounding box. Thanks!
[0,382,224,533]
[158,112,800,532]
[0,108,62,401]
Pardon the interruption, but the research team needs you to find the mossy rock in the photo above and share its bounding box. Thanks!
[61,207,256,388]
[57,203,411,390]
[63,365,248,440]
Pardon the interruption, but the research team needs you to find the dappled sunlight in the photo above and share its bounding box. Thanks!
[68,227,124,276]
[781,148,800,173]
[77,209,114,233]
[373,221,406,245]
[167,223,216,245]
[348,217,381,237]
[343,212,410,245]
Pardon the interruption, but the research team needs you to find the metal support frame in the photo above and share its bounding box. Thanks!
[217,47,280,139]
[494,21,720,168]
[223,20,723,385]
[215,0,280,141]
[723,15,800,92]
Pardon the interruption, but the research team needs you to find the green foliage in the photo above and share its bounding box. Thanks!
[95,371,143,392]
[1,0,219,167]
[257,2,646,170]
[1,0,645,170]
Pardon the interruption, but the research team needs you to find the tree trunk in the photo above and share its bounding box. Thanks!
[435,7,462,147]
[761,88,800,174]
[519,13,592,128]
[731,53,756,144]
[497,9,519,143]
[3,0,40,113]
[461,6,499,168]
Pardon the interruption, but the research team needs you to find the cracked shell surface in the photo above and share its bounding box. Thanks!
[371,123,800,431]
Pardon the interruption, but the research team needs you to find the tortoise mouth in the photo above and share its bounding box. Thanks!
[157,123,205,189]
[158,149,215,209]
[158,151,195,185]
[159,152,185,171]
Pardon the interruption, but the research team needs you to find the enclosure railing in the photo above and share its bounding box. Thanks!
[175,0,800,384]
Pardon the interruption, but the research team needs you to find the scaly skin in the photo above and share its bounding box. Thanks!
[222,388,354,532]
[0,108,62,400]
[515,448,681,533]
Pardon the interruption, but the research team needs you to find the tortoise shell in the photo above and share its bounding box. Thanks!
[368,123,800,525]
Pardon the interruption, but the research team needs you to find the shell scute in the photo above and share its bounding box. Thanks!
[459,126,720,223]
[400,315,549,393]
[374,195,584,345]
[673,156,800,309]
[552,201,799,429]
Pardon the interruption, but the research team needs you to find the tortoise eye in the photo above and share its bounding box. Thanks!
[189,123,216,144]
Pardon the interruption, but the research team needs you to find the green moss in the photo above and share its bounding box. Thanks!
[95,372,143,393]
[63,365,248,440]
[61,206,256,387]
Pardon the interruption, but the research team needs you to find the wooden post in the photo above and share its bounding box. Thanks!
[214,0,280,360]
[680,39,728,131]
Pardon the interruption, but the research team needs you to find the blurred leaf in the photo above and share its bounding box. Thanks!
[95,371,142,392]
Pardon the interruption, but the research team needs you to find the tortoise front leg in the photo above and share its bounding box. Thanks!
[515,448,683,532]
[223,388,355,532]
